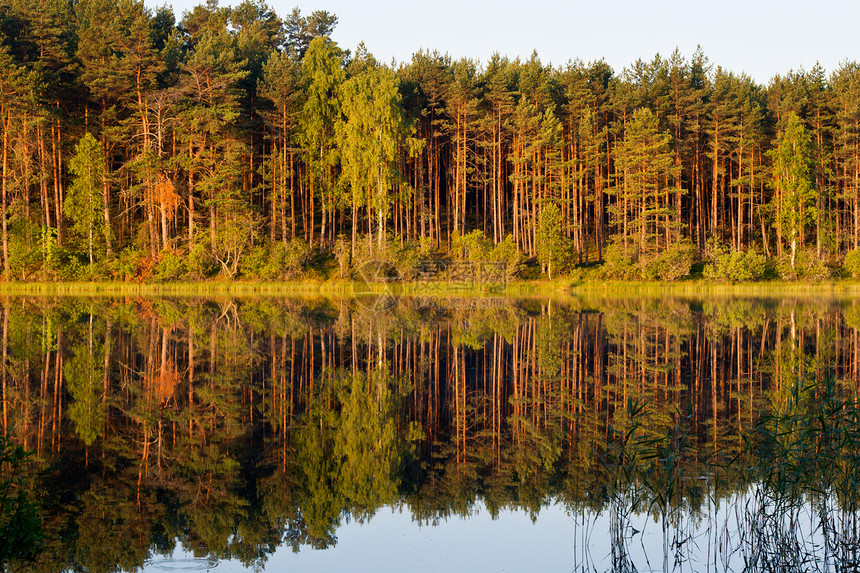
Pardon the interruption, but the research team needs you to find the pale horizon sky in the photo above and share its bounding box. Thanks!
[146,0,859,84]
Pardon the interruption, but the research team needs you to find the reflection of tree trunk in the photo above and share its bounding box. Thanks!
[103,319,112,452]
[54,327,63,453]
[2,302,7,436]
[188,329,194,440]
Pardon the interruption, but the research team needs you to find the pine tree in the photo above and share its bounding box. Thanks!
[282,8,337,60]
[258,49,303,243]
[830,62,860,250]
[481,55,516,243]
[397,50,451,247]
[298,36,344,248]
[177,28,248,254]
[610,107,681,258]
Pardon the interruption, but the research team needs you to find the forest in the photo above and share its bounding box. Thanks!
[1,0,860,283]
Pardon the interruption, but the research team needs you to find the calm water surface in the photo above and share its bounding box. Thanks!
[3,295,860,572]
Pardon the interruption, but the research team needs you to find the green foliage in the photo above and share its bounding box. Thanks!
[703,247,770,282]
[450,230,522,283]
[451,229,491,262]
[242,239,312,280]
[769,112,816,269]
[600,237,694,281]
[641,239,696,281]
[598,240,638,280]
[212,208,258,279]
[536,202,571,279]
[333,237,350,279]
[186,243,218,279]
[843,247,860,278]
[608,107,682,257]
[7,219,42,280]
[491,235,523,281]
[153,250,188,282]
[775,248,832,281]
[65,133,107,265]
[46,246,90,281]
[0,436,42,567]
[300,36,345,219]
[350,235,421,281]
[337,63,409,245]
[107,248,146,281]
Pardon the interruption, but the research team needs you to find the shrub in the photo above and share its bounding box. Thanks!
[153,250,187,281]
[108,248,146,281]
[7,220,42,280]
[775,248,831,281]
[450,230,523,283]
[642,239,696,281]
[704,249,769,283]
[244,239,314,280]
[186,243,217,279]
[393,242,421,281]
[451,229,492,262]
[241,245,271,279]
[844,248,860,278]
[333,237,350,279]
[489,235,523,281]
[351,235,421,281]
[598,240,638,280]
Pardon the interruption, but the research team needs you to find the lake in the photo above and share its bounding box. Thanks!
[2,294,860,572]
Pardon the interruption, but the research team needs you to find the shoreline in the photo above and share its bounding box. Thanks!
[2,279,860,298]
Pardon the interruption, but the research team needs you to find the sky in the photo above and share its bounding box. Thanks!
[147,0,859,84]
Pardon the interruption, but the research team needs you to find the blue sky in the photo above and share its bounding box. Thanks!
[149,0,859,83]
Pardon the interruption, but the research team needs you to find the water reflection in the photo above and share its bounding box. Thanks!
[1,295,860,571]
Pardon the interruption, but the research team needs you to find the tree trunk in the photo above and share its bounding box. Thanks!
[1,113,8,279]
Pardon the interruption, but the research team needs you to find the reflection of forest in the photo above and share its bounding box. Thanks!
[2,295,860,571]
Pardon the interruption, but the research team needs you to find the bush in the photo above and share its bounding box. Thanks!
[153,250,187,281]
[775,248,831,281]
[451,229,492,262]
[186,243,217,279]
[489,235,523,281]
[333,237,350,279]
[393,242,421,281]
[107,248,146,281]
[598,240,638,280]
[450,230,523,283]
[50,247,90,281]
[844,248,860,278]
[598,238,695,281]
[642,239,696,281]
[7,220,43,280]
[242,239,313,280]
[703,249,769,283]
[351,235,421,281]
